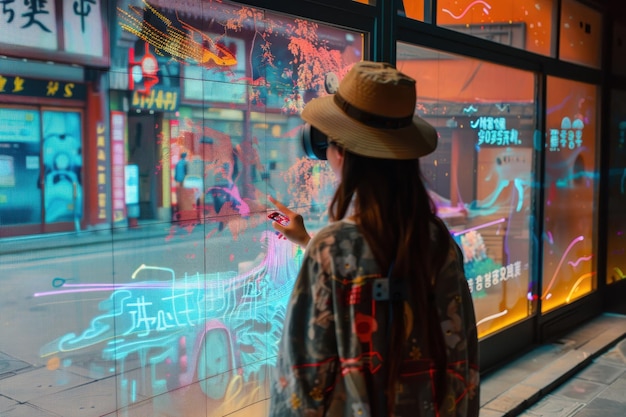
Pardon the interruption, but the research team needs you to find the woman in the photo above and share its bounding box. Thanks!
[269,61,479,417]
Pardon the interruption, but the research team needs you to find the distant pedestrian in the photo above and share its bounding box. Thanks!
[175,152,188,185]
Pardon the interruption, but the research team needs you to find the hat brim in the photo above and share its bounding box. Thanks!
[301,95,438,159]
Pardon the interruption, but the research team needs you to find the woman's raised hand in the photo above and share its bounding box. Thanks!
[268,196,311,248]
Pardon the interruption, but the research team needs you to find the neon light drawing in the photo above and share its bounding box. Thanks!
[452,218,506,237]
[37,232,301,408]
[476,309,508,326]
[565,272,595,303]
[541,235,584,299]
[568,255,593,268]
[441,1,492,20]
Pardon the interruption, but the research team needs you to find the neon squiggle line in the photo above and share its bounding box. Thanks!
[565,272,595,303]
[541,235,584,299]
[568,255,593,268]
[453,218,506,237]
[441,0,492,20]
[35,288,128,297]
[476,309,508,326]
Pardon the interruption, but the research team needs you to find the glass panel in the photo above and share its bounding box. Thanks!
[397,42,537,338]
[542,77,599,312]
[0,107,41,227]
[607,89,626,284]
[399,0,426,21]
[436,0,555,56]
[559,0,602,68]
[42,110,83,225]
[0,2,363,417]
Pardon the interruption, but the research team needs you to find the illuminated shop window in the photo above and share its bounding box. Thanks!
[607,89,626,285]
[435,0,555,57]
[397,42,537,338]
[559,0,602,68]
[542,77,599,312]
[0,1,364,416]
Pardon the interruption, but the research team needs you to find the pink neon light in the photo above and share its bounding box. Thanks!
[452,217,506,237]
[441,0,492,20]
[541,235,584,300]
[568,255,593,268]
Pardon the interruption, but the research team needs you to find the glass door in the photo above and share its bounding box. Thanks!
[41,110,83,227]
[0,107,42,229]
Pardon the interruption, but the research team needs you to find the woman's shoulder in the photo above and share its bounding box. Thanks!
[309,220,362,245]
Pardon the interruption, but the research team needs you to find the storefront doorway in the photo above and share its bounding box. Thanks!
[0,106,83,237]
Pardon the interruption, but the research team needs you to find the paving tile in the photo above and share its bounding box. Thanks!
[579,328,626,357]
[0,395,17,413]
[99,396,155,417]
[0,403,60,416]
[596,375,626,403]
[523,350,589,391]
[0,353,31,379]
[28,377,124,417]
[0,367,92,403]
[571,397,626,417]
[483,383,541,414]
[550,378,607,403]
[596,347,626,367]
[517,396,585,417]
[479,408,506,417]
[575,361,626,384]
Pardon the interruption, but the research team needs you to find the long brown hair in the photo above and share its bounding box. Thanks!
[329,148,451,414]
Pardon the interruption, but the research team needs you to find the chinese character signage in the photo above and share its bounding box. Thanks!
[548,116,585,152]
[0,74,86,100]
[471,116,521,146]
[96,121,107,220]
[111,112,126,223]
[63,0,104,57]
[130,87,179,112]
[0,0,58,49]
[0,0,105,61]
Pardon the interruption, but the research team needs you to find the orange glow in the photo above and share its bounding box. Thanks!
[117,0,237,68]
[398,59,534,102]
[435,0,554,56]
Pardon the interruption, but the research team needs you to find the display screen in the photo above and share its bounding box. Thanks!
[397,43,536,338]
[0,1,362,416]
[542,76,599,312]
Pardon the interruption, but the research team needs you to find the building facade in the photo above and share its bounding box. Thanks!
[0,0,624,416]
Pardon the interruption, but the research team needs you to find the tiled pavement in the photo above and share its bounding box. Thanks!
[481,313,626,417]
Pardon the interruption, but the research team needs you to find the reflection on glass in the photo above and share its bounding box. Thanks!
[607,90,626,285]
[397,43,536,338]
[559,0,602,69]
[0,108,42,228]
[542,77,598,312]
[398,0,426,20]
[435,0,555,56]
[0,1,363,417]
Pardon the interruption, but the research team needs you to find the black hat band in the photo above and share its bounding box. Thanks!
[333,92,414,130]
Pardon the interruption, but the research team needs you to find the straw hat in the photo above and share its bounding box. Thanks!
[301,61,438,159]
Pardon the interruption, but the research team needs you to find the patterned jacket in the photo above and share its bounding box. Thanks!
[270,220,479,417]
